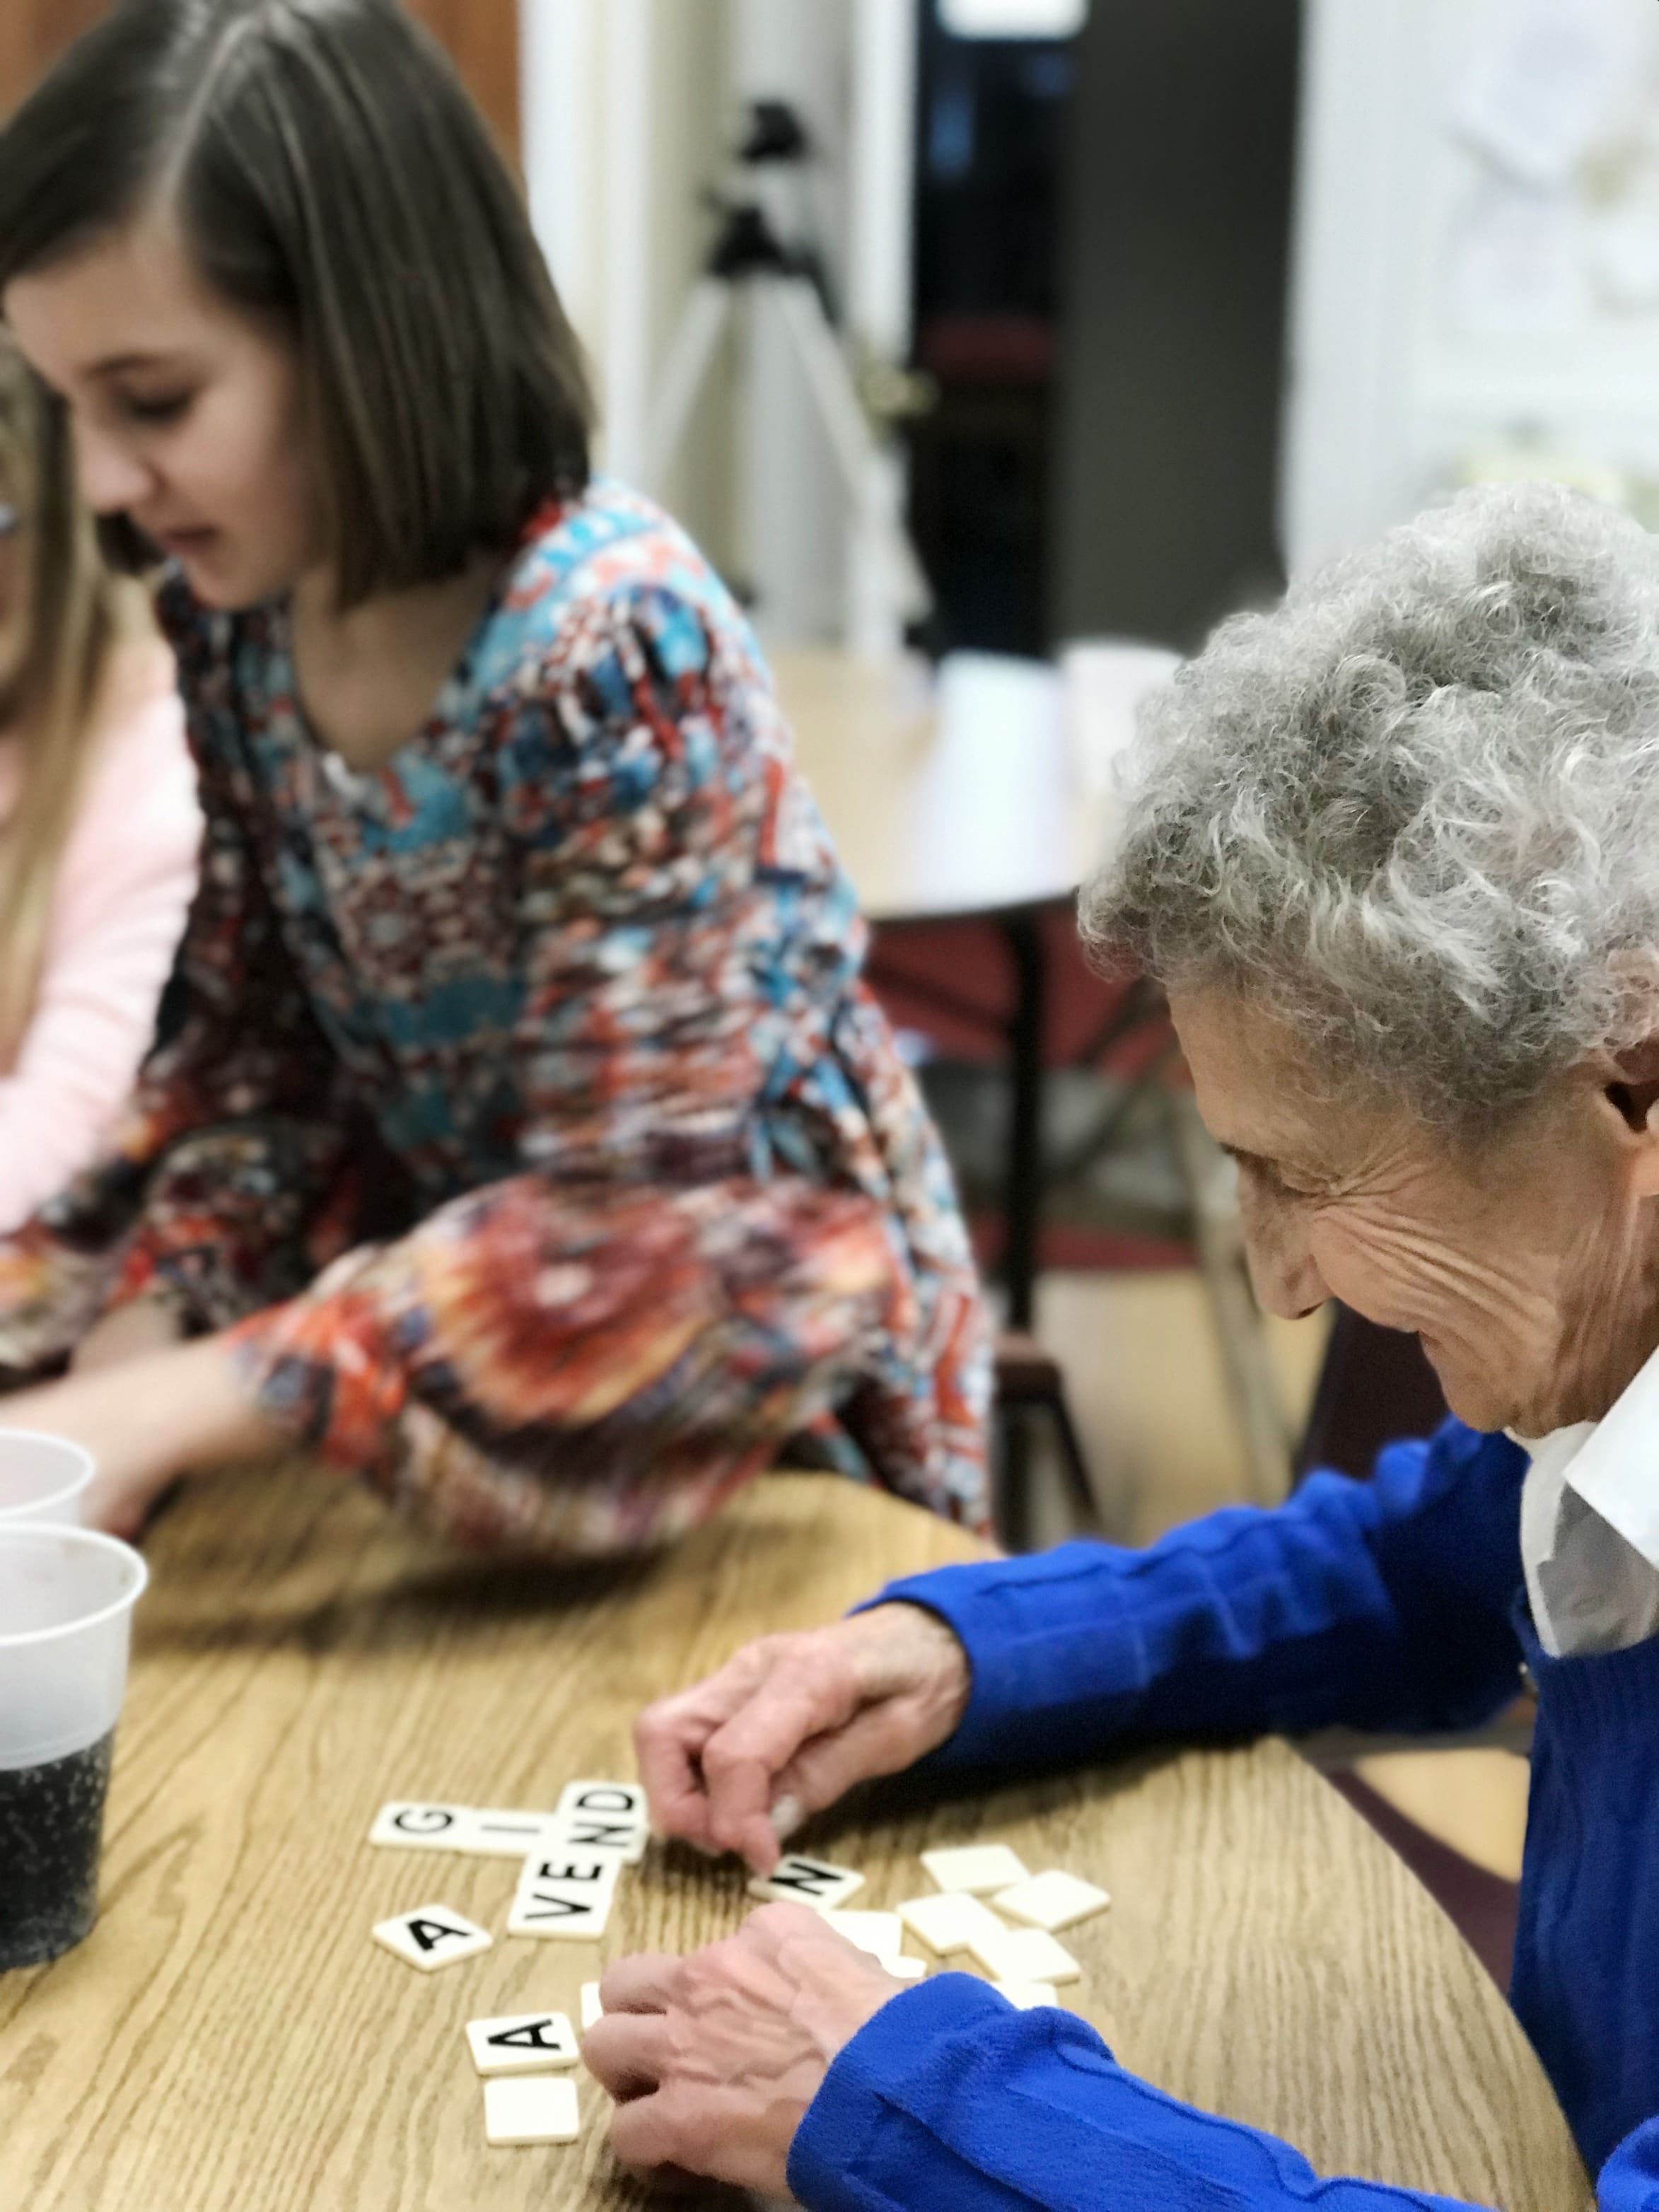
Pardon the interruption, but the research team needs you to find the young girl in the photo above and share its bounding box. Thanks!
[0,333,199,1234]
[0,0,990,1554]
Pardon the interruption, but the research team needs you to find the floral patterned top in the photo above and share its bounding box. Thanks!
[0,483,991,1551]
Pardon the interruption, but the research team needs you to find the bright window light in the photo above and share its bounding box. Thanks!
[941,0,1088,36]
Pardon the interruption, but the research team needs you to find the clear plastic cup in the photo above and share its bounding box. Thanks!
[0,1526,148,1969]
[0,1431,96,1527]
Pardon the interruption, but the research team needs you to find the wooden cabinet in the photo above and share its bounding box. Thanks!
[1,1,520,160]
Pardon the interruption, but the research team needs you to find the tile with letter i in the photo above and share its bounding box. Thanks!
[507,1852,620,1941]
[459,1808,561,1859]
[746,1855,866,1911]
[466,2012,579,2075]
[371,1904,492,1972]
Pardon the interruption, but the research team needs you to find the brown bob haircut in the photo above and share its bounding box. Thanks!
[0,0,594,607]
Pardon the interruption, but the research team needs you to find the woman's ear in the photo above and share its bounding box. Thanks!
[1602,1036,1659,1194]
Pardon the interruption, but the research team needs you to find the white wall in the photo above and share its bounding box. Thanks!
[522,0,920,646]
[520,0,735,557]
[1286,0,1659,574]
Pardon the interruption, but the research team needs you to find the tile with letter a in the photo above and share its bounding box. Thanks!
[371,1904,492,1972]
[969,1924,1081,1986]
[896,1892,1006,1957]
[991,1868,1111,1933]
[368,1803,473,1852]
[508,1851,620,1941]
[919,1842,1030,1896]
[746,1855,865,1911]
[466,2011,579,2075]
[484,2074,581,2147]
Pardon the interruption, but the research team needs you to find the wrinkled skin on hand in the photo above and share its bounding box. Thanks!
[634,1602,972,1873]
[585,1902,907,2196]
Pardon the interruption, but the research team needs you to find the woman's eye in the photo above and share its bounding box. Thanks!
[120,391,192,426]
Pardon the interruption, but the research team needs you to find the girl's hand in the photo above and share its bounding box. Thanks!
[1,1334,282,1539]
[70,1294,186,1374]
[585,1903,904,2197]
[634,1603,972,1875]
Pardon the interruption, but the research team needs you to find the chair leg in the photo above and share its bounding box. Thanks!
[994,1405,1035,1553]
[1044,1388,1098,1532]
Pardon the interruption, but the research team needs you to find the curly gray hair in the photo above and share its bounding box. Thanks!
[1083,482,1659,1127]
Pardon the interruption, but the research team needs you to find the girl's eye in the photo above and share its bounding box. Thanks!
[120,391,193,426]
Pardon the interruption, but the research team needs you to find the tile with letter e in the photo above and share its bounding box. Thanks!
[371,1904,492,1972]
[484,2074,581,2146]
[991,1869,1111,1933]
[746,1855,865,1911]
[508,1852,619,1940]
[920,1843,1030,1896]
[466,2011,579,2075]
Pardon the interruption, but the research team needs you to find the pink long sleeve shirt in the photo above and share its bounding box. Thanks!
[0,653,201,1232]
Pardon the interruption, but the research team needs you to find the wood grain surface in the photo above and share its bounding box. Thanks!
[0,1466,1588,2211]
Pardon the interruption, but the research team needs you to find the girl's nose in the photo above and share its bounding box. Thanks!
[74,422,156,519]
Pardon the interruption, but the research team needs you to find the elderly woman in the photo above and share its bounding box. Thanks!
[582,483,1659,2209]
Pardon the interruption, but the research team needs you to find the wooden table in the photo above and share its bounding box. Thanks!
[1,1467,1588,2211]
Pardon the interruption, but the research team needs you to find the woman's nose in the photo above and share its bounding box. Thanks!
[1241,1194,1329,1322]
[74,423,155,519]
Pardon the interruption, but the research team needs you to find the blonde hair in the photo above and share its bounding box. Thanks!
[0,334,142,1061]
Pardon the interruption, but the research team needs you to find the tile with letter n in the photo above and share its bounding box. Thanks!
[746,1855,866,1911]
[507,1851,620,1940]
[371,1904,492,1972]
[466,2011,579,2075]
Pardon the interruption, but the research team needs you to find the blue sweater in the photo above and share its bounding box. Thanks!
[788,1420,1659,2211]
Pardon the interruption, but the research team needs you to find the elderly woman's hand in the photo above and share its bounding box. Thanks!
[584,1902,907,2196]
[634,1603,972,1874]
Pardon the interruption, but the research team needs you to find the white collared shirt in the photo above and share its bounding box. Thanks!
[1516,1339,1659,1658]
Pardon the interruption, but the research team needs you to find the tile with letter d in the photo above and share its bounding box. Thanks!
[466,2011,579,2075]
[371,1904,492,1972]
[552,1781,648,1863]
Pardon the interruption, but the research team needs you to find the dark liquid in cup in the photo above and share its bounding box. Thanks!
[0,1730,113,1970]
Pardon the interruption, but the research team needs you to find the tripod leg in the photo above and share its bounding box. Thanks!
[646,280,735,494]
[771,279,933,622]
